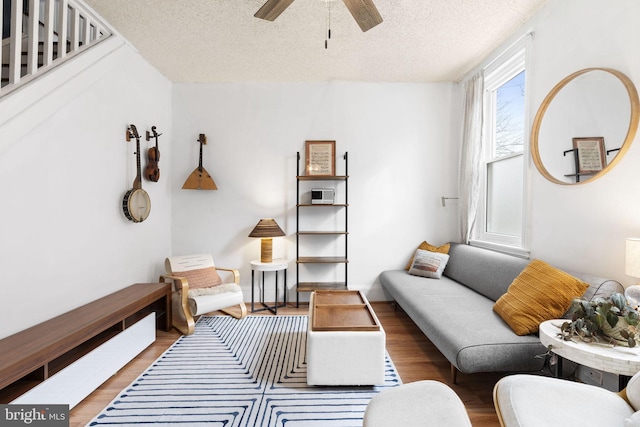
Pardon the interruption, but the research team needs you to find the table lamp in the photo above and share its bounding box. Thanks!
[625,238,640,305]
[249,218,285,263]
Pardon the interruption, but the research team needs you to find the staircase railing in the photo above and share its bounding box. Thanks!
[1,0,112,97]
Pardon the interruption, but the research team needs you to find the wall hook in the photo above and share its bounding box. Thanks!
[126,125,135,141]
[146,125,163,141]
[441,196,459,207]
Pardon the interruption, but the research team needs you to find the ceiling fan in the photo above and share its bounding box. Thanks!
[254,0,383,32]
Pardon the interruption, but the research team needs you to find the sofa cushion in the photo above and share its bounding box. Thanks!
[405,241,450,270]
[567,272,624,302]
[443,243,529,301]
[493,259,589,335]
[408,250,450,279]
[379,270,546,374]
[562,272,624,318]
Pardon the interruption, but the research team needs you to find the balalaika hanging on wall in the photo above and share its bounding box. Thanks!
[182,133,218,190]
[123,124,151,222]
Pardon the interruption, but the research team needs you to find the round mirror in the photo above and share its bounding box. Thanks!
[531,68,640,185]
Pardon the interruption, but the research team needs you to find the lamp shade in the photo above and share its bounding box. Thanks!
[249,219,285,263]
[626,238,640,277]
[248,218,285,238]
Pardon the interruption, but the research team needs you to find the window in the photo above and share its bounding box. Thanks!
[473,44,528,254]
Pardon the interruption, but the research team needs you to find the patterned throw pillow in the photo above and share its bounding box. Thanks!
[174,267,223,291]
[408,249,450,279]
[405,241,450,270]
[493,259,589,336]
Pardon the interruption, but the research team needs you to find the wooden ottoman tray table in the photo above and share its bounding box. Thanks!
[307,290,386,386]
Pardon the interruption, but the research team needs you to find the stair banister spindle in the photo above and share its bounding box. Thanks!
[9,0,23,85]
[43,0,55,66]
[0,0,4,94]
[57,0,68,59]
[87,18,91,43]
[0,2,4,74]
[26,0,40,75]
[69,6,79,51]
[82,16,91,45]
[1,0,114,96]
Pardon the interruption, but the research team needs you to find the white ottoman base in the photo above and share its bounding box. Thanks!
[306,294,385,386]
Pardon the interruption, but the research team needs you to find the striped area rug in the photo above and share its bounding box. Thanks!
[88,315,401,426]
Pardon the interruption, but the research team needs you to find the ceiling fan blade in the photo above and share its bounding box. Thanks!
[254,0,296,21]
[342,0,383,32]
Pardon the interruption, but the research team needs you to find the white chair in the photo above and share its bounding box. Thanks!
[363,380,472,427]
[160,254,247,335]
[494,372,640,427]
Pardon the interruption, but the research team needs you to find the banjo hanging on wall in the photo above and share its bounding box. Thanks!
[123,124,151,222]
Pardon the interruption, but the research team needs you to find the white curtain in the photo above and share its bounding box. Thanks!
[458,72,484,244]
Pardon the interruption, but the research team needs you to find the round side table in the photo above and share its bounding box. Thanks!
[250,259,288,314]
[539,319,640,389]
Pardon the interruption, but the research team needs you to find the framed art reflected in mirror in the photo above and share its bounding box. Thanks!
[572,136,606,175]
[531,68,640,185]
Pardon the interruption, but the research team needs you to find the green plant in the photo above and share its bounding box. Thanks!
[558,292,640,347]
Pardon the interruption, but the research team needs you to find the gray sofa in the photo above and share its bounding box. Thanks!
[379,242,623,382]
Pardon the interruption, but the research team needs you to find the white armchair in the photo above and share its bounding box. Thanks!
[160,254,247,335]
[494,372,640,427]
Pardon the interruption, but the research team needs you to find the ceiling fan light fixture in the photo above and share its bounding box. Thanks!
[342,0,383,32]
[255,0,382,32]
[325,0,332,49]
[254,0,295,21]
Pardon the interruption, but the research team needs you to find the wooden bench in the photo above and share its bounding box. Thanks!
[0,282,171,403]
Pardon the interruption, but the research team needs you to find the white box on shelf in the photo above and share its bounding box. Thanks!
[575,364,619,392]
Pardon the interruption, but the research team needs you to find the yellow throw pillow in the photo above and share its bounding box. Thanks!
[405,241,451,270]
[493,259,589,336]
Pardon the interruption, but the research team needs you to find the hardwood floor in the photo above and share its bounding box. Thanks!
[70,302,505,426]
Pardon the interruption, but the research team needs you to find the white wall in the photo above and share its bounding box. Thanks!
[498,0,640,285]
[171,82,460,302]
[0,40,173,339]
[8,0,636,340]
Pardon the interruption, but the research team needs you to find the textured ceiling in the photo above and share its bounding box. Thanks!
[84,0,548,83]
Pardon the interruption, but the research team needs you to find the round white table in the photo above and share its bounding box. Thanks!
[539,319,640,389]
[250,259,288,314]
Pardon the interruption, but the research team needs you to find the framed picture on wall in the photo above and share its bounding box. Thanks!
[305,140,336,176]
[573,137,606,174]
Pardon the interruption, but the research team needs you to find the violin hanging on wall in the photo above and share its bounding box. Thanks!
[123,124,151,222]
[145,125,161,182]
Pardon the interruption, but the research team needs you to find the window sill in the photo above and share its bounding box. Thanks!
[469,239,530,259]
